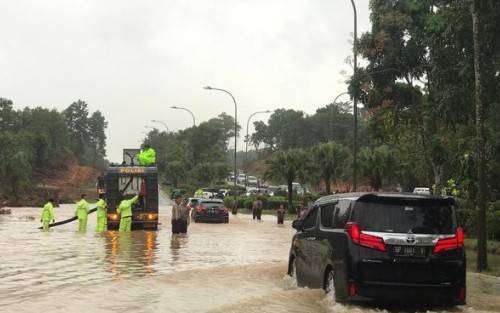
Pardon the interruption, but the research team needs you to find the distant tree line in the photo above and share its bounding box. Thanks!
[0,98,107,200]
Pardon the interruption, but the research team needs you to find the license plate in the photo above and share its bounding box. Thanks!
[393,246,427,257]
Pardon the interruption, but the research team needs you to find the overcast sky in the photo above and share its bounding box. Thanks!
[0,0,371,162]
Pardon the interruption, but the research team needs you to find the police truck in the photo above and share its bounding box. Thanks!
[97,149,159,230]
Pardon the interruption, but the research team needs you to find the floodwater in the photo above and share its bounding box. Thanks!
[1,196,499,313]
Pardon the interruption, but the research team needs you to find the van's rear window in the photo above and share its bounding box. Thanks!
[352,200,456,234]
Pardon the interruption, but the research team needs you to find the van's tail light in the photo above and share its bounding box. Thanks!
[221,207,228,214]
[349,282,357,296]
[197,206,207,213]
[433,228,464,253]
[345,222,386,252]
[459,286,466,302]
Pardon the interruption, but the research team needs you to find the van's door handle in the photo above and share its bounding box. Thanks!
[306,237,316,241]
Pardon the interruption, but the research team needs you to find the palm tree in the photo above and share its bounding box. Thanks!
[357,145,397,191]
[265,149,308,209]
[310,142,349,194]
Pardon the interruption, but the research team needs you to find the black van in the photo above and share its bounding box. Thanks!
[288,192,466,306]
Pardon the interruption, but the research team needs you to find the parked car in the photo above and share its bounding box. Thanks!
[217,189,229,197]
[192,198,229,223]
[288,192,465,306]
[200,187,219,199]
[257,180,269,188]
[245,188,261,197]
[413,187,431,195]
[246,176,258,186]
[187,198,201,221]
[236,173,246,184]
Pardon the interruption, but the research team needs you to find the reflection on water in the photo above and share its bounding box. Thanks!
[1,204,499,313]
[105,230,157,281]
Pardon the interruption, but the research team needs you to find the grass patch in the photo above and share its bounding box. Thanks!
[465,238,500,277]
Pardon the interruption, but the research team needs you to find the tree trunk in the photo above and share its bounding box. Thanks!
[324,176,331,194]
[470,0,488,272]
[433,163,443,194]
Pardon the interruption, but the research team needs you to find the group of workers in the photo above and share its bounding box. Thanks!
[40,144,156,232]
[41,192,140,232]
[40,194,107,232]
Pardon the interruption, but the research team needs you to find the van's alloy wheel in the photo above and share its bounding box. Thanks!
[325,270,335,294]
[290,258,297,281]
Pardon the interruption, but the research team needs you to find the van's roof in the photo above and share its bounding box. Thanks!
[314,192,455,206]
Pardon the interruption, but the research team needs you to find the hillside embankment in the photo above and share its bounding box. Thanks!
[1,158,102,208]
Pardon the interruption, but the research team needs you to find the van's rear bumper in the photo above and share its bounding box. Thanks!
[354,281,466,305]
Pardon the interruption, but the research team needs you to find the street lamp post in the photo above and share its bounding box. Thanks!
[203,86,238,208]
[350,0,358,192]
[331,91,349,141]
[245,110,271,167]
[151,120,169,132]
[171,106,196,127]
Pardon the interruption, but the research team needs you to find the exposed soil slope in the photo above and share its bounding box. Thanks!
[3,158,102,207]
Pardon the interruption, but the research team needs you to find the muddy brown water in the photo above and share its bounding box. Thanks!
[1,197,499,313]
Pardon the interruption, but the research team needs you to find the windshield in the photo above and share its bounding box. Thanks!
[200,202,225,208]
[352,199,457,234]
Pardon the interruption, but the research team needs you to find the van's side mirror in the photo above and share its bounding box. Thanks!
[292,219,304,231]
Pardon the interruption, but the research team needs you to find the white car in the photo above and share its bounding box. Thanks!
[246,176,258,186]
[413,187,430,195]
[236,173,246,184]
[245,188,260,196]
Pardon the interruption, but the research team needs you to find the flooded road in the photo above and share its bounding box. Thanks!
[1,196,499,313]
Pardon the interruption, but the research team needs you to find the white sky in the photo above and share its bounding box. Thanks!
[0,0,371,162]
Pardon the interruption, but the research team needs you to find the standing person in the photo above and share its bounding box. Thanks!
[195,188,203,199]
[137,143,156,165]
[178,198,191,234]
[172,187,182,199]
[277,204,286,225]
[232,197,238,215]
[297,203,307,220]
[96,194,107,231]
[171,196,181,235]
[117,194,138,232]
[40,198,55,231]
[252,197,263,220]
[74,194,90,232]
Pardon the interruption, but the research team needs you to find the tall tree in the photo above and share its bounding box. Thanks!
[470,0,488,271]
[357,145,397,191]
[20,107,70,167]
[264,149,308,209]
[0,132,34,199]
[88,110,108,166]
[0,98,16,131]
[62,100,90,159]
[310,142,350,194]
[253,109,311,151]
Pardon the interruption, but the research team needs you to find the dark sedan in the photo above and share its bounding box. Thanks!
[192,199,229,223]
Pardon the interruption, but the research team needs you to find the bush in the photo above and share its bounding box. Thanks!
[455,198,478,237]
[273,190,288,197]
[455,198,500,240]
[487,201,500,240]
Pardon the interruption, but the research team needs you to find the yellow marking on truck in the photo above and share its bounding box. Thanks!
[119,168,145,173]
